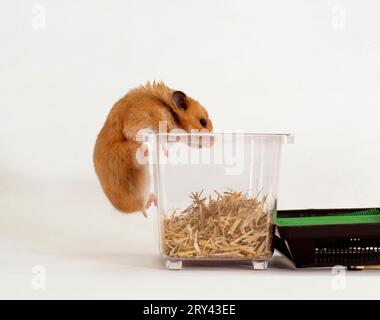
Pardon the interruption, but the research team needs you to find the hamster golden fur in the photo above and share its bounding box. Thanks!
[93,82,213,216]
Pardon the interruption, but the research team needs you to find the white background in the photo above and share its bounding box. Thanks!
[1,0,380,299]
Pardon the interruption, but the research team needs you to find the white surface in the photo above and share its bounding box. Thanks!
[1,0,380,299]
[1,178,380,300]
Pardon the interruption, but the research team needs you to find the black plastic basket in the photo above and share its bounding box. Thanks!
[274,208,380,269]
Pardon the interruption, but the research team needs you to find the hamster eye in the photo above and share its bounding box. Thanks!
[200,118,207,127]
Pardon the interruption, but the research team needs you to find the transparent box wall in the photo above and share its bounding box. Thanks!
[146,133,293,270]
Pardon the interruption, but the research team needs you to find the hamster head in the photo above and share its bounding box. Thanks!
[170,90,213,133]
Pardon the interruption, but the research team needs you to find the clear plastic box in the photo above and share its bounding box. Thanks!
[145,132,293,270]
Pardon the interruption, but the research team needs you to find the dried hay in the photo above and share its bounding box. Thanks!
[162,190,272,259]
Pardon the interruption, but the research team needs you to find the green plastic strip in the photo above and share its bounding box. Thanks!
[274,208,380,227]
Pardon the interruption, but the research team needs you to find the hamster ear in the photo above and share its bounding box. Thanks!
[172,91,188,110]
